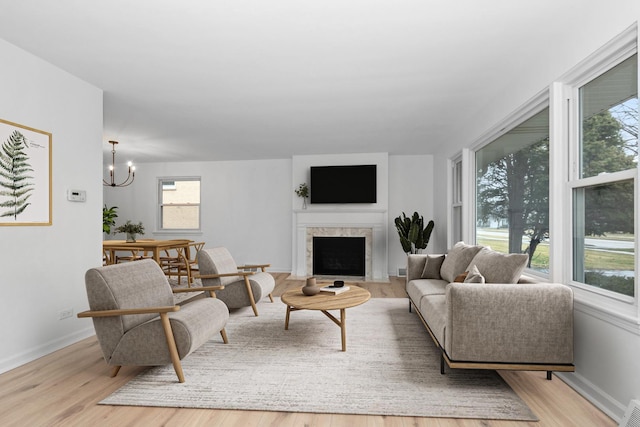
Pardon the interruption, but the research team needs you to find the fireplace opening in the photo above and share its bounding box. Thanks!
[312,236,366,277]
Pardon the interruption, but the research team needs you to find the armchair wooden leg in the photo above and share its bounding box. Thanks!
[110,366,121,378]
[243,276,259,316]
[220,328,229,344]
[160,312,185,383]
[268,293,274,303]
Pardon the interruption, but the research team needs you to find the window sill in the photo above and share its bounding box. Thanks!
[153,230,203,237]
[572,287,640,335]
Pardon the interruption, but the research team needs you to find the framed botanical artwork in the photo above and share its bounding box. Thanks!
[0,118,52,226]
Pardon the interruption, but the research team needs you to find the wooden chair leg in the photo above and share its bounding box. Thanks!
[243,276,259,316]
[110,366,122,378]
[220,328,228,344]
[268,293,274,303]
[160,312,185,383]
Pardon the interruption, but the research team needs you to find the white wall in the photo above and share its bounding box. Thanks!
[388,155,440,275]
[104,153,437,281]
[0,40,102,373]
[104,159,293,271]
[431,155,449,253]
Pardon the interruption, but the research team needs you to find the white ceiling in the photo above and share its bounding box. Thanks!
[0,1,634,164]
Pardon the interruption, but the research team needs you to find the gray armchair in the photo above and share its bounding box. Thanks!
[78,259,229,383]
[197,247,275,316]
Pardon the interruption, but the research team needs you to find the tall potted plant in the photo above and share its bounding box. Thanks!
[103,205,118,234]
[394,212,434,254]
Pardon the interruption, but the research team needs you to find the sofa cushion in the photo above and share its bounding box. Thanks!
[406,279,448,306]
[421,254,446,279]
[420,294,447,346]
[440,242,484,283]
[467,248,529,283]
[463,264,485,283]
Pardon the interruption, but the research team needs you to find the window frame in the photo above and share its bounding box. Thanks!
[566,61,638,306]
[157,176,202,232]
[469,91,551,280]
[560,25,639,322]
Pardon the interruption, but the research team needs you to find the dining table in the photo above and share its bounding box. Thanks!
[102,239,193,266]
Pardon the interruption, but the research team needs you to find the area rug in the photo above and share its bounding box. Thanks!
[100,297,538,421]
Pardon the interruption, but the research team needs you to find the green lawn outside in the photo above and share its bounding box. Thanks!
[477,229,635,272]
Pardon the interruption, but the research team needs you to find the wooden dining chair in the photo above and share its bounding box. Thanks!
[180,241,205,284]
[114,247,146,263]
[160,245,191,285]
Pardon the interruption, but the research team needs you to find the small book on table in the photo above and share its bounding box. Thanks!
[320,285,350,295]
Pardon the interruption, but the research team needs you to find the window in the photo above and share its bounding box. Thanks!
[451,157,463,244]
[475,107,550,274]
[159,177,201,230]
[571,54,637,299]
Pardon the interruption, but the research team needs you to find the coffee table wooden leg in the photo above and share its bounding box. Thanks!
[340,308,346,352]
[285,305,291,330]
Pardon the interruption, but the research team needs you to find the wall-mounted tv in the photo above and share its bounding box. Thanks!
[310,164,377,204]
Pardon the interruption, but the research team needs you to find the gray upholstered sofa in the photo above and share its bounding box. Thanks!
[406,242,575,379]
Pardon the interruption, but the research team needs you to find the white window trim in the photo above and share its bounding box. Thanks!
[557,23,639,325]
[156,176,203,234]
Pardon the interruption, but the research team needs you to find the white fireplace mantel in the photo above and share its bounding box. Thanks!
[292,208,388,281]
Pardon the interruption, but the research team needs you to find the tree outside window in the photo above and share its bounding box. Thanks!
[476,108,550,273]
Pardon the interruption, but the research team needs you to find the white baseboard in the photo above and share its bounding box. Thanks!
[0,327,95,375]
[556,371,626,423]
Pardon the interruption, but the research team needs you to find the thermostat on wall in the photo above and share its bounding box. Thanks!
[67,189,86,202]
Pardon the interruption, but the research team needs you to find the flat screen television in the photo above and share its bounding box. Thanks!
[310,164,377,204]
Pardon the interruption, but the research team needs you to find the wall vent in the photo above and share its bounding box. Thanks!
[397,267,407,277]
[620,399,640,427]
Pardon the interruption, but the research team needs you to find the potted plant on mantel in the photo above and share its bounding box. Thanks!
[394,212,434,254]
[115,220,145,243]
[295,183,309,209]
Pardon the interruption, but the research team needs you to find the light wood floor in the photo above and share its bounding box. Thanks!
[0,273,615,427]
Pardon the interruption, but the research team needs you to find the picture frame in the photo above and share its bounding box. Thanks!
[0,118,52,226]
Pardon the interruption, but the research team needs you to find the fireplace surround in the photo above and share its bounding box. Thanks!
[292,209,388,281]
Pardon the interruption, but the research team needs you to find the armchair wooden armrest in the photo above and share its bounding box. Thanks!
[77,306,180,318]
[195,271,255,280]
[237,263,271,272]
[172,285,225,299]
[172,285,225,293]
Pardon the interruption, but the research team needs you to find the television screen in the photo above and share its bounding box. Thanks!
[310,165,377,204]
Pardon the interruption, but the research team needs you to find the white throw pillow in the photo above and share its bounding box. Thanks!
[466,248,529,284]
[463,264,485,283]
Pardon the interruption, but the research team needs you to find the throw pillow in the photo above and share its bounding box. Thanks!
[439,241,484,283]
[466,248,529,283]
[453,272,468,282]
[420,254,446,279]
[463,264,485,283]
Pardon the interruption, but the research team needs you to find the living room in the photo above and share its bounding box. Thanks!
[1,2,640,425]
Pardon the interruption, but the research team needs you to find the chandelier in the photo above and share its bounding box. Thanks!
[103,140,135,187]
